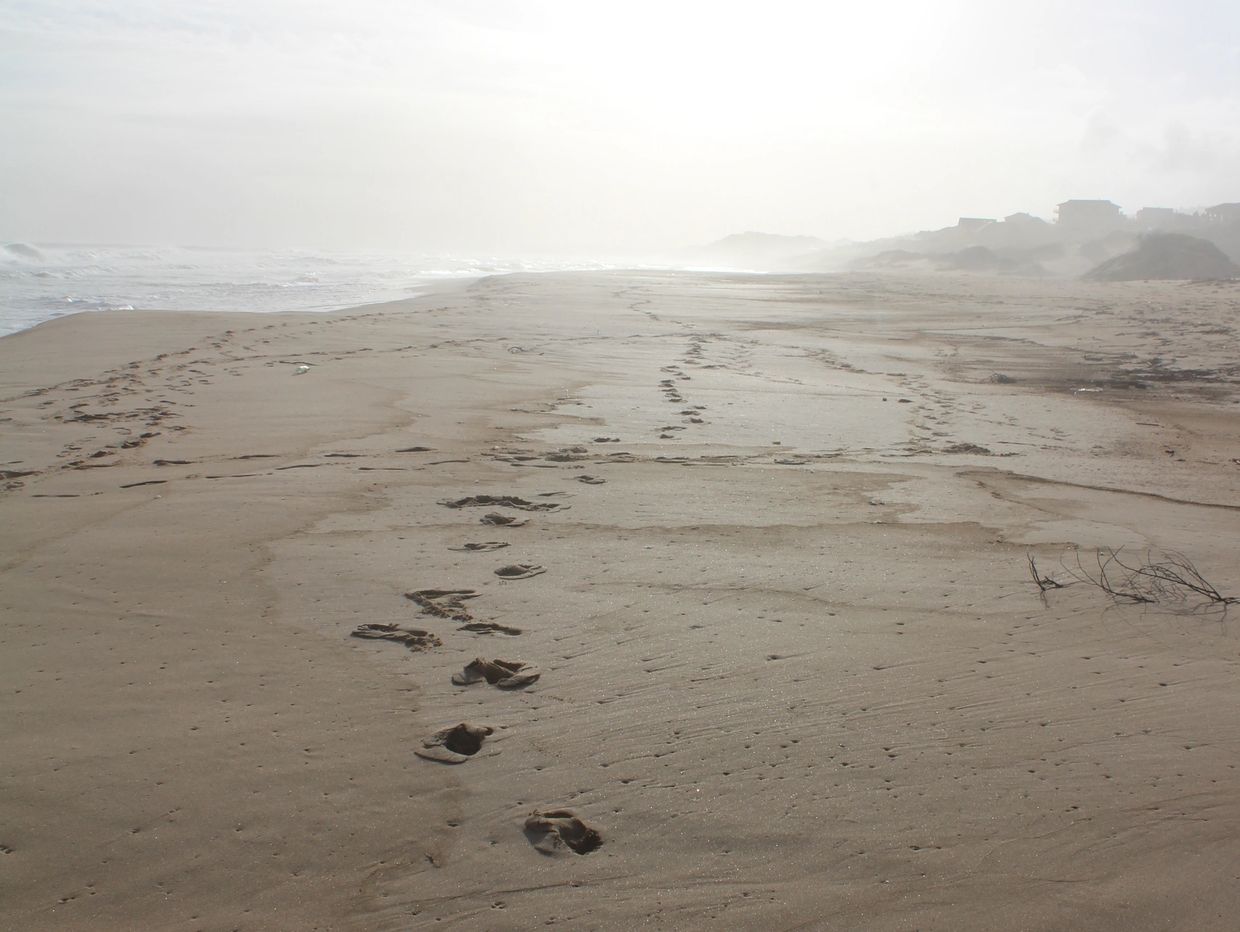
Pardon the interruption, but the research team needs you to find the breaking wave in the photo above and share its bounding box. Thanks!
[0,244,620,337]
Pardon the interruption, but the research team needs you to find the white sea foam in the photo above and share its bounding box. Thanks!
[0,244,627,337]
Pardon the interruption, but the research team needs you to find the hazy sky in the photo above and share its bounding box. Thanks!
[2,1,1238,254]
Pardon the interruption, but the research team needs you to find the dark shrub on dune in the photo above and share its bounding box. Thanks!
[1084,233,1240,281]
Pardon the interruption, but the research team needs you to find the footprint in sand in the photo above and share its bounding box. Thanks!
[574,475,606,484]
[523,809,603,855]
[350,623,441,650]
[441,495,568,512]
[481,513,528,527]
[545,447,588,462]
[415,723,494,764]
[405,589,480,622]
[452,658,540,688]
[459,621,523,636]
[448,541,511,552]
[495,564,546,580]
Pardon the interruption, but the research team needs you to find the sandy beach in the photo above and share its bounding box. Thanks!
[2,270,1240,930]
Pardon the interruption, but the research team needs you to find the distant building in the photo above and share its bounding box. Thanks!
[1135,207,1187,230]
[981,211,1056,251]
[1203,203,1240,224]
[956,217,995,232]
[1056,199,1124,232]
[1056,199,1125,226]
[1003,212,1046,225]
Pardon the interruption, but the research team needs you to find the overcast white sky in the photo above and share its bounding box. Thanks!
[2,1,1238,254]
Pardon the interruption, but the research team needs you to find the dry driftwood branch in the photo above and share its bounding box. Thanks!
[1054,547,1235,607]
[1027,553,1066,592]
[1111,549,1238,605]
[1063,547,1156,604]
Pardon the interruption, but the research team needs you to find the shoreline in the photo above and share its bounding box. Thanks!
[3,270,1239,929]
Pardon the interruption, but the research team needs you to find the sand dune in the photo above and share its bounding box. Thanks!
[2,271,1239,929]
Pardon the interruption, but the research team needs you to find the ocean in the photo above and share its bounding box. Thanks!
[0,242,619,337]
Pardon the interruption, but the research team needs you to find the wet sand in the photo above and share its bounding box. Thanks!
[2,271,1240,929]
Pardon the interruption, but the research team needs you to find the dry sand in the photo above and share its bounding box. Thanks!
[2,270,1240,930]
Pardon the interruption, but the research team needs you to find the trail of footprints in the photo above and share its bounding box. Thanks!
[349,481,604,857]
[2,317,440,494]
[13,313,1006,496]
[655,331,764,439]
[654,336,714,439]
[6,327,272,484]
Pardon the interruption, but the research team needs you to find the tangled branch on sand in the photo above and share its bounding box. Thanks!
[1027,553,1067,593]
[1030,547,1236,608]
